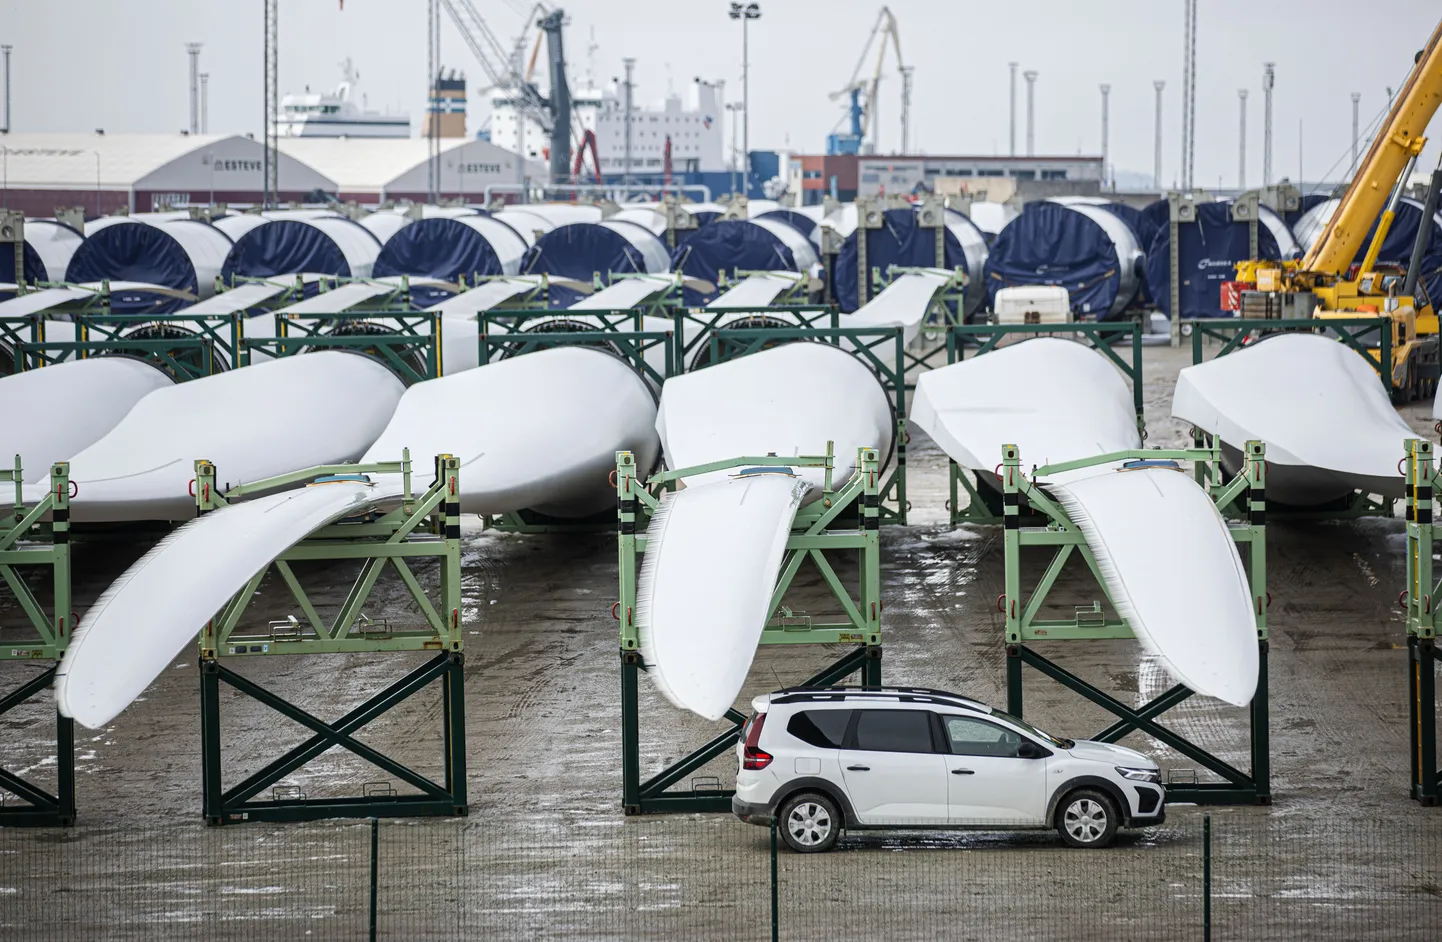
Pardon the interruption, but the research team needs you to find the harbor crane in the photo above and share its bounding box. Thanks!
[826,6,907,156]
[440,0,572,183]
[1238,15,1442,401]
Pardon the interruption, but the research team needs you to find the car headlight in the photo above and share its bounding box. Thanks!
[1116,766,1161,784]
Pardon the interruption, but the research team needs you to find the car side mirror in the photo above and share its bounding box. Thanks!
[1016,741,1044,759]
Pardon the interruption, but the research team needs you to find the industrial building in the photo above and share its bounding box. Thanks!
[0,133,336,217]
[790,153,1105,202]
[274,137,545,204]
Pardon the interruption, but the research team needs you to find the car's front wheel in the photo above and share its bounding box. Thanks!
[778,792,841,853]
[1055,788,1119,849]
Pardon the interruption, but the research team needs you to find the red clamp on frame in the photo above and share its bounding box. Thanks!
[610,601,621,621]
[188,479,197,497]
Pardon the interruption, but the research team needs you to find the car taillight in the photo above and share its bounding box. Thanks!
[742,713,772,770]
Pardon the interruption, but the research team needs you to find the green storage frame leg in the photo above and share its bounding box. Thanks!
[615,446,884,815]
[0,460,76,827]
[194,452,469,825]
[1404,438,1441,804]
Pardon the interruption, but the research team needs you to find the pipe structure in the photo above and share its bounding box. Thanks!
[623,57,635,188]
[1262,63,1275,186]
[1175,333,1414,506]
[1351,92,1362,177]
[1099,84,1110,191]
[481,182,714,204]
[911,339,1258,706]
[2,45,11,133]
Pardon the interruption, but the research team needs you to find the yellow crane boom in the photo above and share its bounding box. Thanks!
[1303,19,1442,276]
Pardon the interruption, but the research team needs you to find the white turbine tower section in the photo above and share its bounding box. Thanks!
[910,339,1258,706]
[58,346,662,729]
[0,360,174,483]
[1174,333,1413,505]
[640,343,894,721]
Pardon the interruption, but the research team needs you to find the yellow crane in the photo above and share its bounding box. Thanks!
[1240,17,1442,401]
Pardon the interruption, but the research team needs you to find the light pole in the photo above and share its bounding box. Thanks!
[1023,71,1037,157]
[200,73,209,135]
[623,58,635,188]
[1351,92,1361,178]
[726,101,743,196]
[1238,89,1248,189]
[186,43,202,135]
[1008,62,1018,156]
[729,2,761,196]
[1,46,11,134]
[93,151,101,216]
[1153,80,1165,189]
[1099,84,1110,191]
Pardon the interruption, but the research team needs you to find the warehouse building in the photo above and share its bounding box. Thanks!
[275,137,547,204]
[0,132,337,218]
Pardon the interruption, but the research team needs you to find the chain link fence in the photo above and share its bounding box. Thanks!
[1,811,1439,940]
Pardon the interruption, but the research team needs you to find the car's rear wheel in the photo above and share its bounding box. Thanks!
[778,792,841,853]
[1055,788,1119,849]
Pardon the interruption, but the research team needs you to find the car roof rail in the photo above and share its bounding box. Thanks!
[767,686,991,712]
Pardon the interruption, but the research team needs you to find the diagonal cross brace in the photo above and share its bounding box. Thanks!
[1019,647,1253,786]
[216,656,452,806]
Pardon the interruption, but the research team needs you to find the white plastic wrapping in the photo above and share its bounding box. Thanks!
[641,343,892,719]
[57,480,395,728]
[48,353,405,522]
[636,472,808,720]
[1051,468,1258,706]
[0,358,174,483]
[1174,333,1413,504]
[843,267,953,346]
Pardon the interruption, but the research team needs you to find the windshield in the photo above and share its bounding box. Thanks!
[992,710,1074,749]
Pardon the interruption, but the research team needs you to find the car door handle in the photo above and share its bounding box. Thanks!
[951,769,975,775]
[846,765,870,772]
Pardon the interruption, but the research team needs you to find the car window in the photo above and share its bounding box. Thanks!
[849,710,934,754]
[787,710,851,748]
[944,715,1025,758]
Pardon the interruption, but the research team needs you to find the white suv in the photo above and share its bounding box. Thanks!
[732,686,1165,853]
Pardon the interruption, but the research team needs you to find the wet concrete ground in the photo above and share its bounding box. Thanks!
[2,339,1442,939]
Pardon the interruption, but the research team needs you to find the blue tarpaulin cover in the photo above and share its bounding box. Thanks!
[982,201,1128,319]
[373,218,513,283]
[1138,200,1170,255]
[1327,199,1442,308]
[522,223,658,284]
[65,223,195,313]
[672,219,808,305]
[1145,202,1288,318]
[221,220,360,282]
[832,208,965,313]
[1097,202,1150,303]
[1287,192,1332,229]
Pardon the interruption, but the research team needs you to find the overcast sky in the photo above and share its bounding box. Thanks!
[2,1,1438,188]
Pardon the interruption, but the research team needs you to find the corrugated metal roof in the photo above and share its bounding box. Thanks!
[0,133,337,191]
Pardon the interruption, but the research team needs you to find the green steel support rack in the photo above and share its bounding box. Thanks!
[999,441,1271,805]
[615,445,884,814]
[944,321,1145,527]
[0,458,76,826]
[1188,315,1396,520]
[194,451,467,825]
[1404,439,1441,805]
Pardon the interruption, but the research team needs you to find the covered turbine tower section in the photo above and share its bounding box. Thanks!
[220,216,382,283]
[522,220,670,283]
[983,200,1144,321]
[18,219,85,286]
[1145,201,1298,319]
[670,218,819,305]
[831,206,988,317]
[372,216,529,285]
[65,218,232,313]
